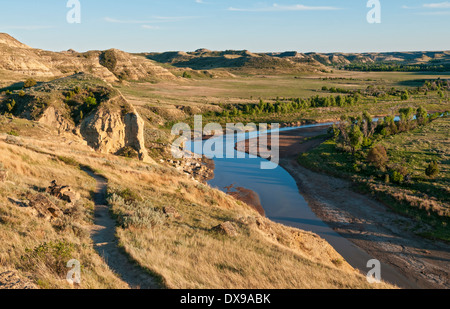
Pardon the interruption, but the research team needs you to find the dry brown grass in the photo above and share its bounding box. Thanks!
[0,133,127,289]
[0,117,395,289]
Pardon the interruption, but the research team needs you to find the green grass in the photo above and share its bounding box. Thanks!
[116,71,450,132]
[298,117,450,241]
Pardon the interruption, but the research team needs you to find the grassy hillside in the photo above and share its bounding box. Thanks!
[0,116,393,289]
[3,42,449,288]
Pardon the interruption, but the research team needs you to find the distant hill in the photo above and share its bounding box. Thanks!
[145,48,450,73]
[2,33,450,81]
[0,33,176,82]
[141,49,330,74]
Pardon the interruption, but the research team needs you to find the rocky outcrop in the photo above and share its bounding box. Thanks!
[100,49,176,81]
[80,101,151,162]
[2,72,152,162]
[124,108,151,162]
[38,106,74,132]
[46,180,80,204]
[163,206,182,220]
[80,108,126,154]
[28,194,64,222]
[0,33,175,81]
[167,156,214,182]
[212,221,238,237]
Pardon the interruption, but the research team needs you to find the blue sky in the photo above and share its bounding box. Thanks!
[1,0,450,53]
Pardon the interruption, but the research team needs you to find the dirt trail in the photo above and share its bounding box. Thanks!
[273,127,450,289]
[84,168,160,289]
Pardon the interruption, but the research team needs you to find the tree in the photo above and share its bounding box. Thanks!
[349,125,363,155]
[391,170,404,184]
[400,90,409,101]
[367,145,388,168]
[425,161,440,178]
[6,99,16,113]
[24,78,37,88]
[84,96,97,107]
[328,125,340,141]
[399,107,415,131]
[416,106,428,126]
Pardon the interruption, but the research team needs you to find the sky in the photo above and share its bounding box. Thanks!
[0,0,450,53]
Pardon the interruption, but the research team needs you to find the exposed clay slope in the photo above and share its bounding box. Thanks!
[0,73,151,162]
[98,49,176,81]
[147,48,450,72]
[144,49,328,73]
[0,33,175,82]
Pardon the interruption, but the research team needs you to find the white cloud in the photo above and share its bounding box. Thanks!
[104,16,198,24]
[228,3,340,12]
[417,10,450,15]
[2,25,53,30]
[401,5,418,9]
[141,25,160,30]
[423,2,450,8]
[402,2,450,10]
[104,17,149,24]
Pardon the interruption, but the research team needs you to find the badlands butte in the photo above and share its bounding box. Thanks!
[0,32,449,289]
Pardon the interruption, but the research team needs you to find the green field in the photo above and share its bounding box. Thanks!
[116,71,450,130]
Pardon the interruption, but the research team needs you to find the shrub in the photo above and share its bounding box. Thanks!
[99,50,117,72]
[391,171,404,184]
[349,125,363,155]
[117,146,139,159]
[367,145,388,168]
[328,125,340,141]
[57,156,79,167]
[20,241,76,277]
[400,90,409,100]
[107,192,165,229]
[362,137,373,148]
[5,99,16,113]
[84,96,97,107]
[7,130,19,136]
[425,161,440,178]
[23,78,37,88]
[122,206,165,229]
[416,107,428,126]
[117,188,140,203]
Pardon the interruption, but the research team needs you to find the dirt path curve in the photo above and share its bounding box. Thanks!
[84,168,160,289]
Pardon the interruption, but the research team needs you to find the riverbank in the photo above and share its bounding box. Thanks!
[237,126,450,289]
[224,184,265,216]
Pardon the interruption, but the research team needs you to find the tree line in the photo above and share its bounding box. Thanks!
[329,108,448,183]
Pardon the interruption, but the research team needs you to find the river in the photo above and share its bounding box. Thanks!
[187,123,417,289]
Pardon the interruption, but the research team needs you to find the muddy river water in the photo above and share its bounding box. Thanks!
[187,124,417,288]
